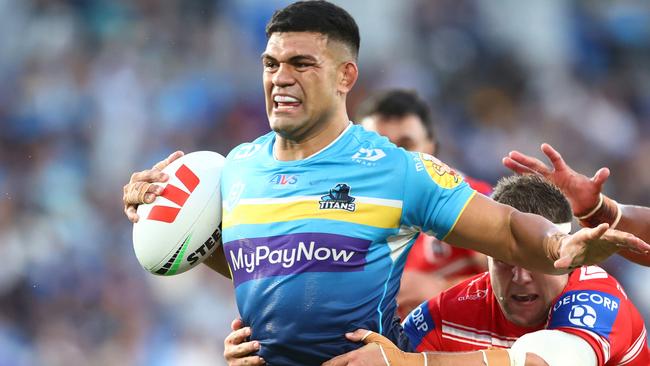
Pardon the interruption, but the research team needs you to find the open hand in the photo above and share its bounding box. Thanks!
[555,224,650,269]
[503,143,608,215]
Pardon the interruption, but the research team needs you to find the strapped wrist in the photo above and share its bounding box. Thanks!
[576,194,604,219]
[576,194,620,229]
[545,232,565,263]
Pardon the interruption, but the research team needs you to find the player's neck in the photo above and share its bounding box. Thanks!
[274,116,351,161]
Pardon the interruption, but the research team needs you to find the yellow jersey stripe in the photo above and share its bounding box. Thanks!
[223,200,402,229]
[238,196,403,208]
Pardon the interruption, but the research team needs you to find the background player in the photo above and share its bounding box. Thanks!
[123,2,649,364]
[325,174,649,366]
[355,89,491,318]
[504,143,650,267]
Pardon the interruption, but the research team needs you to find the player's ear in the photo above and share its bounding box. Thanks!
[337,61,358,95]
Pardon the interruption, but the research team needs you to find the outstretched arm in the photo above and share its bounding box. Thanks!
[503,143,650,266]
[443,193,647,274]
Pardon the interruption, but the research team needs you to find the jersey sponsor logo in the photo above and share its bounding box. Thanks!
[269,174,298,187]
[351,147,386,163]
[457,289,488,301]
[403,302,436,349]
[568,304,598,328]
[550,290,620,339]
[147,164,200,223]
[224,233,371,286]
[418,153,462,189]
[233,143,261,160]
[319,183,356,212]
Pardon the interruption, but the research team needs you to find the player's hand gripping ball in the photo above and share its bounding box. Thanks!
[132,151,225,275]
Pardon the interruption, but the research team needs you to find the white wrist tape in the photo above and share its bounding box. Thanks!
[577,194,604,220]
[378,345,390,366]
[611,202,623,229]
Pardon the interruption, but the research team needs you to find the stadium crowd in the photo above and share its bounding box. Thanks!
[1,0,649,364]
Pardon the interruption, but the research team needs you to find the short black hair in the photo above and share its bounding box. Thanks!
[265,1,360,59]
[356,89,437,144]
[491,175,572,224]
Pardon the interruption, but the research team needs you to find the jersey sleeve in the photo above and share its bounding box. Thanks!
[547,270,630,366]
[401,152,476,240]
[402,296,443,352]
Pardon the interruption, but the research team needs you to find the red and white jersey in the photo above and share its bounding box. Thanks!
[404,176,492,278]
[403,267,649,366]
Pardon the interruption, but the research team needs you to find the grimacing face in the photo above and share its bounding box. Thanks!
[360,114,435,154]
[488,257,569,327]
[262,32,350,141]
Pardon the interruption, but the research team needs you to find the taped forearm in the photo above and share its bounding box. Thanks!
[509,210,565,274]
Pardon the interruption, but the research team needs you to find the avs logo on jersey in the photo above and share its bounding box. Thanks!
[319,183,356,211]
[550,290,620,339]
[269,174,298,187]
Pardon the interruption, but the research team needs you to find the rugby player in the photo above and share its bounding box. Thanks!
[356,89,491,318]
[324,175,649,366]
[122,2,648,364]
[504,143,650,266]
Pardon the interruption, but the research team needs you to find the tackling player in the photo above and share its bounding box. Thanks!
[122,2,648,364]
[504,143,650,266]
[325,175,648,366]
[356,89,491,318]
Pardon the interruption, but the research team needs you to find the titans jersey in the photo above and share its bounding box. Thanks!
[404,177,491,277]
[403,266,649,365]
[220,124,475,365]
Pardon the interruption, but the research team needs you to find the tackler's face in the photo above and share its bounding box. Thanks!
[489,257,569,328]
[262,32,347,140]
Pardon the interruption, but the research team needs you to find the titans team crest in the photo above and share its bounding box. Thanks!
[319,183,356,212]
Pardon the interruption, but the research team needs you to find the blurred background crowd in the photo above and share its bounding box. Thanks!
[1,0,649,364]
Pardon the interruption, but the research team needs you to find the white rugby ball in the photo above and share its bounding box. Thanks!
[133,151,225,275]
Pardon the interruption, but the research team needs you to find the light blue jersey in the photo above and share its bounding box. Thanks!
[221,124,475,365]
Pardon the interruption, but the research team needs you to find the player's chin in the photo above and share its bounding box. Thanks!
[269,115,305,134]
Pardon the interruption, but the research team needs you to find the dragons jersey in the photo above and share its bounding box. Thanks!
[220,124,476,365]
[403,266,649,366]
